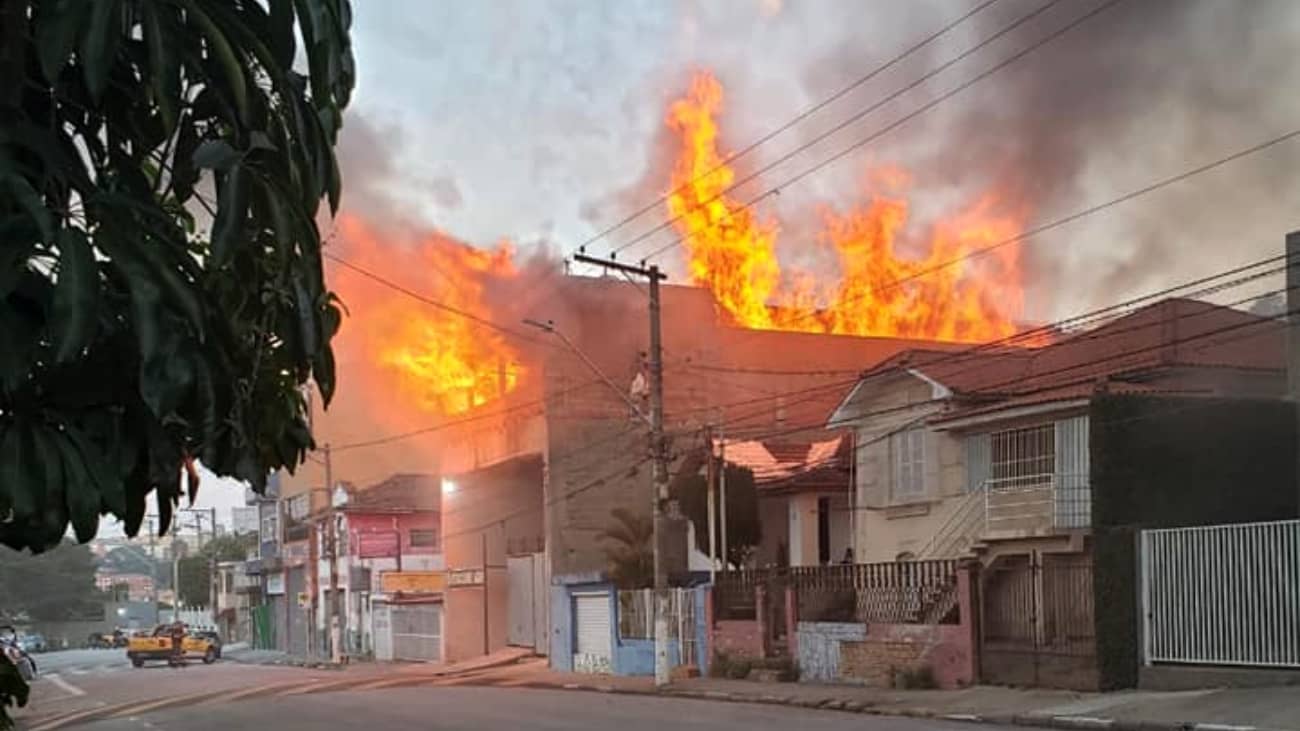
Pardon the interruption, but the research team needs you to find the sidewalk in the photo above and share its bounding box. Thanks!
[467,660,1300,731]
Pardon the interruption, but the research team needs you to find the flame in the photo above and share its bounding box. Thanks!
[666,71,1025,342]
[332,215,525,418]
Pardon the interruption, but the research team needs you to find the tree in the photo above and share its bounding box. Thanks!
[671,463,762,569]
[175,532,255,606]
[598,508,654,589]
[0,540,102,621]
[0,1,354,553]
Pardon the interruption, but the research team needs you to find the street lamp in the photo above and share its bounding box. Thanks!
[521,318,653,427]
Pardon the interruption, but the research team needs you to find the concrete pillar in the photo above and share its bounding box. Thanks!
[755,583,769,657]
[1288,231,1300,510]
[957,562,979,686]
[785,587,799,658]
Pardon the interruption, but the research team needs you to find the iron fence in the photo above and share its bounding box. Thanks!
[1141,519,1300,668]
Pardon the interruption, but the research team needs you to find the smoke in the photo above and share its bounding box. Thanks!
[794,0,1300,317]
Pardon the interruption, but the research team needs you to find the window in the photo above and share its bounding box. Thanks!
[891,427,926,500]
[409,529,439,549]
[990,424,1055,489]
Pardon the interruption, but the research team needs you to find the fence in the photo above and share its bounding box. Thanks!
[791,560,961,625]
[1141,519,1300,668]
[618,588,698,668]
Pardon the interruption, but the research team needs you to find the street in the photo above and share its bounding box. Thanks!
[14,649,364,730]
[71,687,1009,731]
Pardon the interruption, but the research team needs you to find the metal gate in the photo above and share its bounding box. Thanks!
[507,554,536,648]
[286,567,307,657]
[1141,520,1300,668]
[390,603,441,662]
[980,552,1097,689]
[573,592,612,673]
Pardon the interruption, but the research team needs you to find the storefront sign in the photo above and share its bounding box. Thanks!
[447,568,485,587]
[379,570,445,594]
[266,574,285,595]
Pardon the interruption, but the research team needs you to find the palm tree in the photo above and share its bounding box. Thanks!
[599,508,654,589]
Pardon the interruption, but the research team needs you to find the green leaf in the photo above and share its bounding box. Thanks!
[181,0,249,125]
[249,130,277,151]
[51,228,99,362]
[66,425,124,518]
[81,0,123,101]
[35,0,88,83]
[268,0,297,68]
[1,175,54,243]
[142,2,182,137]
[32,428,68,543]
[192,139,240,171]
[1,424,39,524]
[61,434,102,543]
[211,164,249,268]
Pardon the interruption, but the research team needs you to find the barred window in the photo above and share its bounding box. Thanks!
[990,424,1055,489]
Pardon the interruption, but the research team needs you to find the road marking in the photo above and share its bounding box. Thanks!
[43,673,86,697]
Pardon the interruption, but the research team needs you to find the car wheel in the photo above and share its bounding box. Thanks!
[203,648,216,664]
[131,657,144,668]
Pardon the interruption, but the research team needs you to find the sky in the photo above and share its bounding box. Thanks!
[148,0,1300,533]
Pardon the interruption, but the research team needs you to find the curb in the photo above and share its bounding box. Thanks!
[481,679,1290,731]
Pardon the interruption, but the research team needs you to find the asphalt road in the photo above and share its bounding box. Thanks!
[73,686,1019,731]
[28,648,125,675]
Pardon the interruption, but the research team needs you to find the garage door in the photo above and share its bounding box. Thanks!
[390,604,441,662]
[573,593,611,673]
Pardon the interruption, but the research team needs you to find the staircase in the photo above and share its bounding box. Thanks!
[918,482,989,560]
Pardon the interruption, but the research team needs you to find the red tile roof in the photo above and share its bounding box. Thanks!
[722,434,849,492]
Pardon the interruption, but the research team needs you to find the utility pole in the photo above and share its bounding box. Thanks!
[719,426,728,572]
[705,425,717,583]
[574,252,671,687]
[322,444,341,664]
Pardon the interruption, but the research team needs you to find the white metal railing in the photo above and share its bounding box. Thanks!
[1141,519,1300,668]
[985,472,1091,534]
[919,481,989,559]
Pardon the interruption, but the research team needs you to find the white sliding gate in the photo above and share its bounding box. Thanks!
[1140,519,1300,668]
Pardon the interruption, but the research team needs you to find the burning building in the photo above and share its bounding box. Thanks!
[273,69,1038,665]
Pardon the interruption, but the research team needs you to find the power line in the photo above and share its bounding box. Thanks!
[672,126,1300,323]
[323,252,560,351]
[691,258,1288,435]
[578,0,1001,257]
[620,0,1108,260]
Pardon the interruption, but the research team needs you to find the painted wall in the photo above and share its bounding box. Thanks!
[797,621,866,682]
[611,587,709,676]
[548,576,615,673]
[787,492,819,566]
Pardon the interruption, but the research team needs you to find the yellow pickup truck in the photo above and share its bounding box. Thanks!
[126,625,218,667]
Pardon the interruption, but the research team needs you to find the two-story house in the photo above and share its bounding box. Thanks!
[829,298,1285,564]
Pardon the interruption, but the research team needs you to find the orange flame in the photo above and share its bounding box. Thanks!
[332,215,525,418]
[666,71,1024,342]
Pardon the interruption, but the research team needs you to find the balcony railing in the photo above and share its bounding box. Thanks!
[985,472,1091,536]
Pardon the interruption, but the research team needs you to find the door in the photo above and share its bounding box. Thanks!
[573,593,611,673]
[372,601,392,661]
[286,567,307,657]
[507,555,536,648]
[389,603,441,662]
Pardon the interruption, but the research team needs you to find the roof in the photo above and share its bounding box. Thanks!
[831,297,1284,428]
[722,434,849,492]
[345,473,441,512]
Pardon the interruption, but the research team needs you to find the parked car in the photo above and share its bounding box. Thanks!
[17,633,46,653]
[126,625,218,667]
[192,630,223,659]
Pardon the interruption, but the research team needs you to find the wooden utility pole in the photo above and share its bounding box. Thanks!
[573,252,671,687]
[705,425,717,583]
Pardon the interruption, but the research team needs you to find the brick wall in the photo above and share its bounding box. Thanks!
[838,623,972,688]
[713,620,765,659]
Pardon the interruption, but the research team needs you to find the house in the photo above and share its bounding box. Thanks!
[719,435,852,568]
[828,297,1295,689]
[330,473,443,662]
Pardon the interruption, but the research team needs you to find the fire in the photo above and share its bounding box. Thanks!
[332,215,525,417]
[665,71,1025,342]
